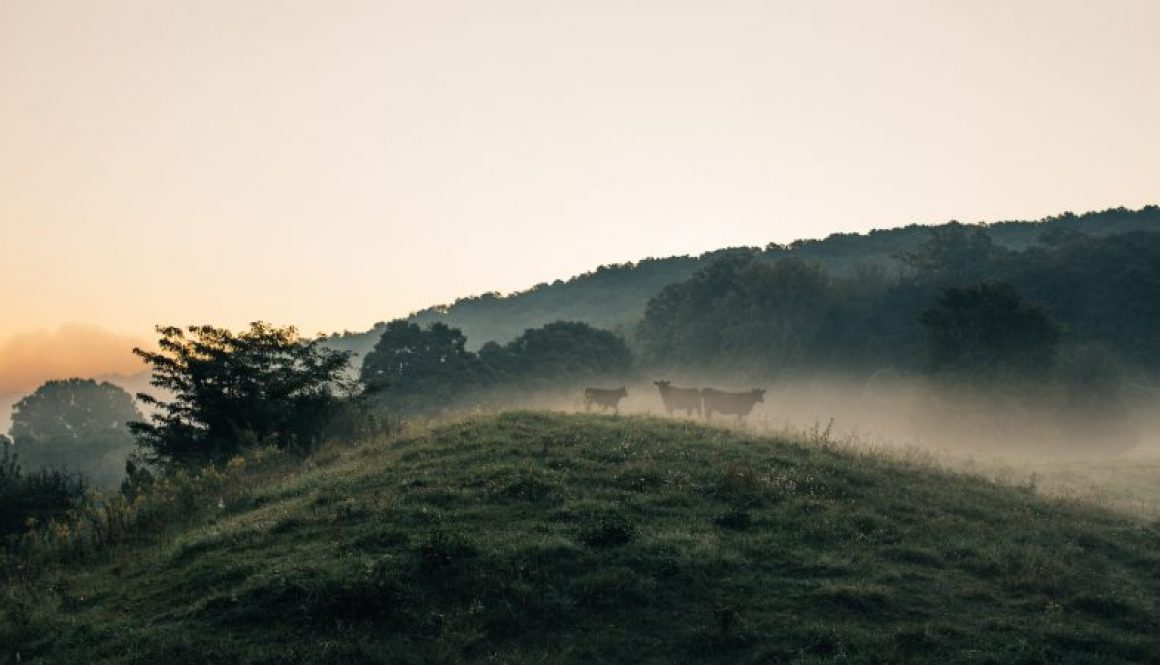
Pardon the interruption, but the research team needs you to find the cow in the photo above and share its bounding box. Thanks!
[702,387,766,420]
[654,380,702,416]
[584,387,628,414]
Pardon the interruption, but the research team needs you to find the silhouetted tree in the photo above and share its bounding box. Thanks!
[10,379,141,486]
[360,321,487,412]
[919,282,1059,378]
[131,323,354,465]
[480,321,632,387]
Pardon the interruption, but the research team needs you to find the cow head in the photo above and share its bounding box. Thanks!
[653,380,671,389]
[752,388,766,402]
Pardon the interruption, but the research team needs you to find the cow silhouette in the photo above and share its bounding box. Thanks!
[654,380,702,416]
[584,387,628,414]
[702,387,765,420]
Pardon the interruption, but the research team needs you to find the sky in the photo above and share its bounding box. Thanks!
[1,0,1158,395]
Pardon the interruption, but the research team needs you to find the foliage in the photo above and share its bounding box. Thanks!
[10,379,141,487]
[362,320,632,414]
[331,255,706,358]
[638,253,852,374]
[479,321,633,388]
[0,442,86,542]
[918,282,1060,378]
[636,221,1160,381]
[0,444,289,585]
[360,321,488,413]
[1008,231,1160,365]
[130,322,354,466]
[900,222,1006,285]
[325,206,1160,358]
[4,412,1160,663]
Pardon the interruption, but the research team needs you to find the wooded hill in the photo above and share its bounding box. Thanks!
[327,206,1160,360]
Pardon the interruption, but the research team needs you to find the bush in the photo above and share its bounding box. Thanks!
[0,444,86,543]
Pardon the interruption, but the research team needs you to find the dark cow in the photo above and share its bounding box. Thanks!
[584,387,628,414]
[654,380,702,416]
[702,387,766,420]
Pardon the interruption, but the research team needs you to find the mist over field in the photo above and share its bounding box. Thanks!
[4,0,1160,659]
[8,210,1160,662]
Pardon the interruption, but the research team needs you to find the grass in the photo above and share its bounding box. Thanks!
[3,410,1160,663]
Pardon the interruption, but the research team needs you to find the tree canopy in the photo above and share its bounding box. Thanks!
[360,321,488,412]
[361,320,633,413]
[324,206,1160,360]
[637,254,861,375]
[918,282,1060,378]
[130,323,354,465]
[10,379,141,486]
[479,321,632,388]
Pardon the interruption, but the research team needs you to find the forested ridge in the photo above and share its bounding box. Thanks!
[327,206,1160,358]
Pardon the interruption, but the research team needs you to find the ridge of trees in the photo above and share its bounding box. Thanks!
[636,225,1160,378]
[326,205,1160,357]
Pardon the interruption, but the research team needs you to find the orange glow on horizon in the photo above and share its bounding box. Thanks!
[0,324,150,396]
[1,0,1157,354]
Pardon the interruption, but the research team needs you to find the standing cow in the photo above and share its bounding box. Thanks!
[702,387,766,420]
[584,387,628,414]
[654,380,703,416]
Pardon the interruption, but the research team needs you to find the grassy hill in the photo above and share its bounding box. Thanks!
[5,412,1160,663]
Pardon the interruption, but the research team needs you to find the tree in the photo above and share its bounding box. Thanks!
[637,254,854,374]
[360,321,487,412]
[919,282,1059,378]
[130,322,355,465]
[10,379,141,486]
[481,321,632,387]
[901,223,1006,286]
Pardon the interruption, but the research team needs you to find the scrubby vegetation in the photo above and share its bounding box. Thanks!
[4,412,1160,663]
[0,442,86,542]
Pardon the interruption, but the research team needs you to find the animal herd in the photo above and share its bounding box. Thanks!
[583,381,766,420]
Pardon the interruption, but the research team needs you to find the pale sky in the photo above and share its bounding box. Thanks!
[1,0,1158,390]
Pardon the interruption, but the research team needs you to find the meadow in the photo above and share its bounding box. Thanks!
[4,411,1160,663]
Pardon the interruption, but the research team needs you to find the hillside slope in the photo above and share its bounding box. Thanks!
[329,206,1160,359]
[5,412,1160,664]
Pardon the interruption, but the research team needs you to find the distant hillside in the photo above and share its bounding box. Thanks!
[7,412,1160,663]
[329,206,1160,363]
